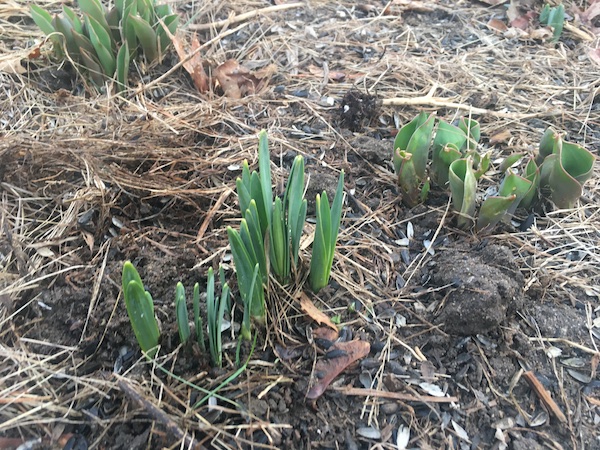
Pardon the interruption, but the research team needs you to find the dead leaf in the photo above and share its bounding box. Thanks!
[172,33,209,93]
[312,326,339,342]
[489,129,512,144]
[507,0,537,30]
[478,0,508,5]
[589,48,600,66]
[299,292,338,332]
[487,18,509,33]
[214,59,275,99]
[307,339,370,399]
[580,0,600,26]
[0,54,26,74]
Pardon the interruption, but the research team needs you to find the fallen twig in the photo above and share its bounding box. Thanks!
[523,371,567,424]
[334,386,459,403]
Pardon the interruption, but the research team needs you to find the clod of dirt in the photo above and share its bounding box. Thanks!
[338,90,379,132]
[348,135,391,166]
[429,244,524,335]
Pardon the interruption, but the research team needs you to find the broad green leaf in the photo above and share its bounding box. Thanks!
[122,263,160,358]
[106,6,122,42]
[432,120,467,185]
[79,47,106,85]
[499,153,524,173]
[85,14,116,75]
[31,5,55,36]
[449,158,477,229]
[122,2,138,57]
[175,282,190,345]
[537,127,558,165]
[122,260,145,292]
[393,113,435,206]
[52,14,79,57]
[547,139,595,208]
[77,0,105,21]
[156,13,178,54]
[129,13,158,62]
[62,6,83,34]
[283,155,306,267]
[72,30,96,61]
[116,42,130,92]
[395,150,421,207]
[520,158,540,209]
[477,195,517,232]
[78,0,111,37]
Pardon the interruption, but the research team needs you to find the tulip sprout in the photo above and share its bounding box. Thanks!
[392,114,595,231]
[31,0,178,91]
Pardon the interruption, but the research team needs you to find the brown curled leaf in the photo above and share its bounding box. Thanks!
[307,339,370,399]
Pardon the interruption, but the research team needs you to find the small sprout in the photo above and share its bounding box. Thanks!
[206,267,229,367]
[477,172,532,232]
[431,120,467,186]
[122,261,160,358]
[448,158,477,229]
[540,4,565,42]
[175,282,190,345]
[309,171,345,293]
[192,282,205,351]
[393,112,436,206]
[540,134,595,209]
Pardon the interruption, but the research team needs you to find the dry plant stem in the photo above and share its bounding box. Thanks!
[334,386,459,403]
[522,371,567,424]
[382,85,562,119]
[117,379,205,450]
[189,3,305,31]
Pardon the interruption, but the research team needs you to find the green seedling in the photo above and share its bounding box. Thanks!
[519,158,540,209]
[477,172,532,232]
[431,120,467,186]
[192,282,205,351]
[393,112,436,206]
[122,261,160,358]
[457,117,480,151]
[206,267,229,368]
[448,158,477,229]
[229,130,344,337]
[175,282,190,345]
[309,171,345,293]
[540,132,595,209]
[30,0,178,90]
[540,4,565,42]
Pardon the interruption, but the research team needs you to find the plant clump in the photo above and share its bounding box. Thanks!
[393,114,595,231]
[30,0,178,91]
